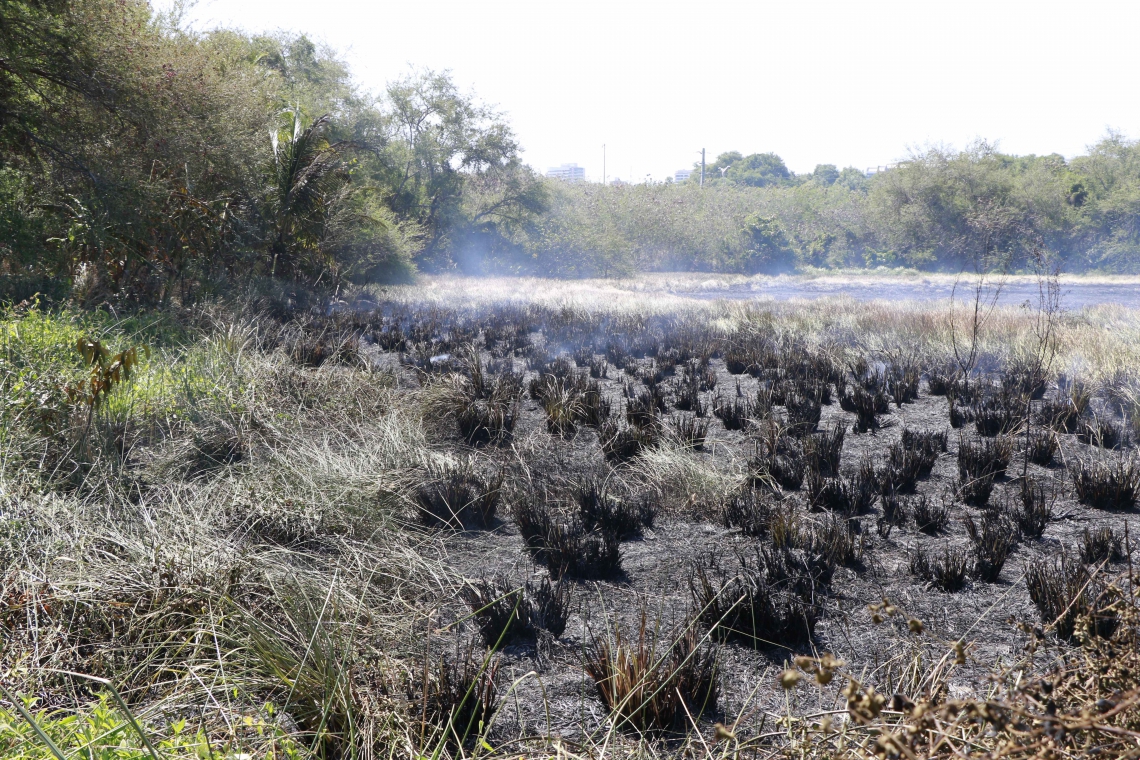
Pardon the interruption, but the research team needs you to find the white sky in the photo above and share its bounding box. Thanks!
[171,0,1140,183]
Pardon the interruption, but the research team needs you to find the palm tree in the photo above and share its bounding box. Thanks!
[268,109,351,280]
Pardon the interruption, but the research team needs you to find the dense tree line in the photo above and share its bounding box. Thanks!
[473,141,1140,277]
[0,0,544,303]
[3,0,1140,302]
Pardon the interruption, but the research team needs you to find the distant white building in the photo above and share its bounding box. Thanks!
[674,169,692,183]
[864,163,899,177]
[546,163,586,182]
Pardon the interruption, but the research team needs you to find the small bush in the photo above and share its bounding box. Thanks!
[912,495,950,534]
[909,545,970,592]
[964,512,1017,582]
[1079,526,1125,564]
[415,460,504,529]
[583,613,718,734]
[1071,457,1140,510]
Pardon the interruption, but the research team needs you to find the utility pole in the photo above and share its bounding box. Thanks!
[700,148,705,187]
[602,144,606,185]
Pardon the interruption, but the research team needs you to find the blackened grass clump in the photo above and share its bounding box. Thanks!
[721,487,775,537]
[751,430,806,491]
[807,470,876,516]
[599,420,658,463]
[1011,476,1054,539]
[964,511,1017,582]
[1027,555,1118,641]
[415,460,504,529]
[1079,526,1125,564]
[912,495,951,535]
[957,434,1013,506]
[804,422,845,476]
[583,612,718,734]
[691,549,819,647]
[461,575,571,646]
[973,393,1021,437]
[879,432,943,495]
[1071,456,1140,511]
[452,354,523,445]
[1025,428,1059,466]
[1039,379,1091,433]
[1078,413,1127,450]
[842,384,892,434]
[575,478,654,539]
[713,393,753,431]
[420,646,500,750]
[909,544,970,592]
[513,494,623,579]
[878,491,913,538]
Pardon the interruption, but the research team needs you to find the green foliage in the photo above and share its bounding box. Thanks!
[0,2,529,299]
[0,694,301,759]
[522,135,1140,276]
[6,0,1140,289]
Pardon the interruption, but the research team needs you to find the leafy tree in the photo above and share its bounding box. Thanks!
[728,153,793,187]
[370,69,533,270]
[741,213,795,272]
[812,164,840,185]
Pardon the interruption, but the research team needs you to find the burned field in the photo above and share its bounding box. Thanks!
[345,292,1140,753]
[8,289,1140,758]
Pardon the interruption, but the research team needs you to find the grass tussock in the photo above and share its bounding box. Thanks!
[583,612,718,735]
